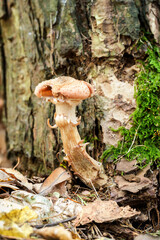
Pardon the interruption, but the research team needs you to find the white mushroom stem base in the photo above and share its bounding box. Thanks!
[54,101,107,188]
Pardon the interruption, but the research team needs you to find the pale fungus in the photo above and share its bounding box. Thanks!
[35,76,107,188]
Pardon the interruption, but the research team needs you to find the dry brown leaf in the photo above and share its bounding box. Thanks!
[136,165,150,178]
[115,175,151,193]
[116,158,137,173]
[35,226,73,240]
[0,182,19,191]
[0,169,14,182]
[0,169,19,192]
[115,165,151,193]
[74,199,140,226]
[39,167,71,196]
[115,164,151,194]
[33,183,42,193]
[0,168,33,191]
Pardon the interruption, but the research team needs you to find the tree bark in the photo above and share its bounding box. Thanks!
[0,0,159,175]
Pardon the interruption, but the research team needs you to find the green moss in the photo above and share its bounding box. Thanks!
[101,38,160,168]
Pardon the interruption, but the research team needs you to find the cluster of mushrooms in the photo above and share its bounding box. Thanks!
[35,76,107,188]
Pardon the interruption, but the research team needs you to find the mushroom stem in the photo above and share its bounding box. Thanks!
[34,77,108,188]
[54,102,106,188]
[54,102,81,146]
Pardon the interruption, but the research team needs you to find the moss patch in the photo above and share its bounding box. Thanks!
[101,38,160,168]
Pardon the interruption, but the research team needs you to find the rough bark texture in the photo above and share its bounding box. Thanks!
[0,0,159,175]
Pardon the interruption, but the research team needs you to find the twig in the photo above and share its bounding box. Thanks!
[75,194,87,206]
[118,124,141,160]
[127,124,141,154]
[32,215,77,229]
[89,180,99,199]
[92,223,103,238]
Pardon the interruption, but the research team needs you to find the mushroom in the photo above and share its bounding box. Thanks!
[35,76,107,188]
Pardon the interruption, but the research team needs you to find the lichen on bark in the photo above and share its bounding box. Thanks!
[111,0,140,40]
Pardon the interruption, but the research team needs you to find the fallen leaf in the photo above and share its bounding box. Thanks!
[1,190,82,226]
[0,168,33,191]
[35,226,73,240]
[0,206,37,238]
[0,199,24,213]
[1,206,37,223]
[116,158,137,173]
[10,190,54,223]
[39,167,71,196]
[115,175,151,193]
[0,182,19,191]
[0,223,33,239]
[33,183,42,193]
[74,199,140,226]
[0,169,14,181]
[115,165,152,193]
[134,234,160,240]
[35,226,82,239]
[136,165,150,178]
[53,198,82,222]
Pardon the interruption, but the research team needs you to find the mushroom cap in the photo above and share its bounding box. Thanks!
[34,76,94,100]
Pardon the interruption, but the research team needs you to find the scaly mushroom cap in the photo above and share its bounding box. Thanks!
[34,76,94,100]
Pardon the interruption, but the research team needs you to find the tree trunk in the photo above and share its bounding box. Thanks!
[0,0,159,176]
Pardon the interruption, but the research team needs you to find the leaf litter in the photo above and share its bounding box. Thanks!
[0,162,159,240]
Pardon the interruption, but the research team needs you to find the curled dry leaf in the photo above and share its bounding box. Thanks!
[39,167,71,196]
[115,175,151,193]
[0,168,33,191]
[0,169,13,181]
[35,226,74,240]
[0,169,19,191]
[115,165,151,193]
[116,158,137,173]
[0,182,19,191]
[74,199,140,226]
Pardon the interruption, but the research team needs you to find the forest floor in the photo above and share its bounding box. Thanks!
[0,157,159,240]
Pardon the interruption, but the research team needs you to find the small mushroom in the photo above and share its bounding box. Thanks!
[35,76,107,188]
